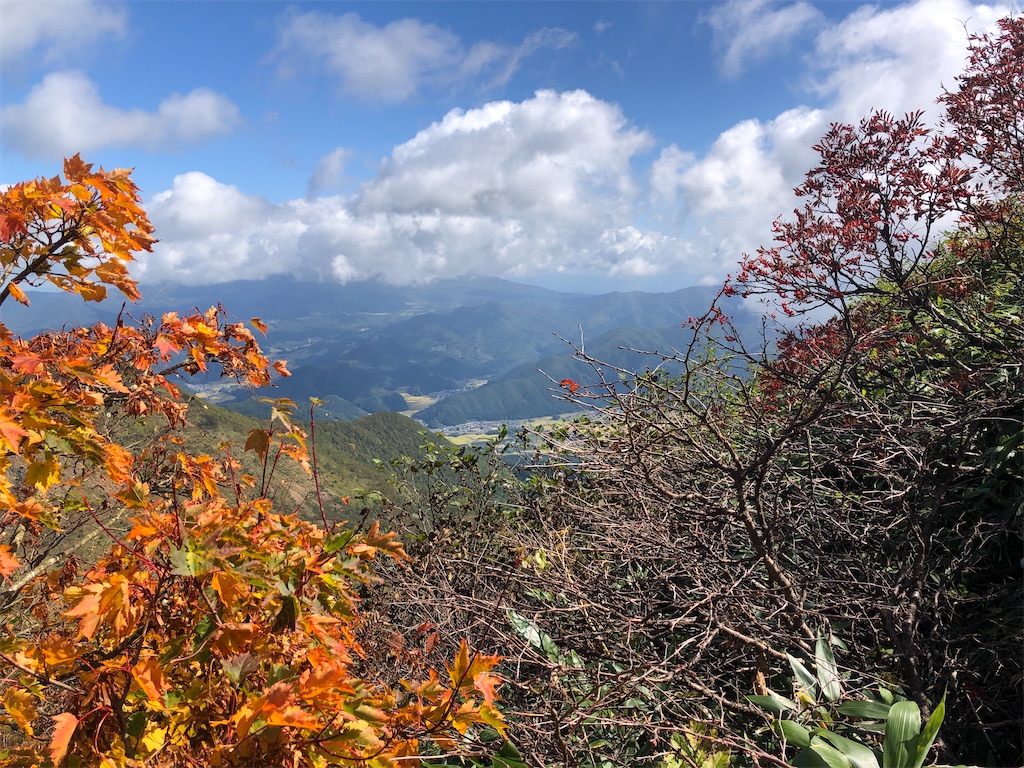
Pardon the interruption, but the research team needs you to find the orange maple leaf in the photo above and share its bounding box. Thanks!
[153,334,179,359]
[0,413,29,452]
[49,713,78,765]
[474,670,501,706]
[131,655,170,704]
[447,638,501,698]
[0,545,20,580]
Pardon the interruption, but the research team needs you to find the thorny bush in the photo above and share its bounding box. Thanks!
[367,18,1023,768]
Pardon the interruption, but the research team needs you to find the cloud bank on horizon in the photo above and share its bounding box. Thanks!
[0,0,1012,291]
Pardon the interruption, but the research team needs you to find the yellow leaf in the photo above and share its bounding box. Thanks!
[63,586,102,640]
[77,282,107,302]
[141,725,167,752]
[40,635,78,667]
[447,639,472,689]
[353,703,390,725]
[244,428,271,461]
[232,702,260,739]
[298,662,347,701]
[477,703,507,737]
[24,457,60,490]
[2,687,37,736]
[189,344,207,371]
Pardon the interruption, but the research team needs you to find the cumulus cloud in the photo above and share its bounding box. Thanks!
[808,0,1009,121]
[674,107,824,265]
[672,0,1010,269]
[650,145,696,201]
[141,90,697,285]
[0,0,126,68]
[307,148,351,197]
[273,10,575,102]
[0,71,242,158]
[704,0,823,78]
[139,2,1012,289]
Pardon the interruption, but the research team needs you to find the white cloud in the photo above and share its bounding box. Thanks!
[704,0,823,78]
[358,90,650,218]
[307,148,351,197]
[0,0,126,68]
[273,10,575,102]
[140,90,697,285]
[143,173,310,283]
[673,107,824,266]
[808,0,1009,121]
[650,145,696,200]
[673,1,1010,271]
[0,71,242,158]
[134,2,1013,290]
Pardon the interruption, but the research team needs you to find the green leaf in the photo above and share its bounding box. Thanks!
[220,653,257,685]
[507,610,541,646]
[815,730,881,768]
[324,529,355,554]
[792,749,833,768]
[789,654,820,701]
[778,719,813,747]
[493,739,527,768]
[506,610,561,662]
[912,692,946,768]
[807,739,853,768]
[793,740,851,768]
[746,692,798,714]
[815,635,843,702]
[163,689,184,710]
[883,701,921,768]
[168,544,210,577]
[125,711,147,739]
[838,700,893,720]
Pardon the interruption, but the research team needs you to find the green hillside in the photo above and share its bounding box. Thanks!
[415,321,757,426]
[174,397,445,523]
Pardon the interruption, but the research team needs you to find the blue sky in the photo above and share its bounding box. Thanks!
[0,1,1013,293]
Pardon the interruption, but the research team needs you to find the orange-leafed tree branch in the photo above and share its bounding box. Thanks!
[0,157,506,767]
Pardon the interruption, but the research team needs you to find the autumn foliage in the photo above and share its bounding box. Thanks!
[0,158,504,766]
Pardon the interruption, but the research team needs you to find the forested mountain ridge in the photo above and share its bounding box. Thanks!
[3,278,742,425]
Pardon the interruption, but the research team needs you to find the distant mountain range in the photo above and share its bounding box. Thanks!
[2,277,757,428]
